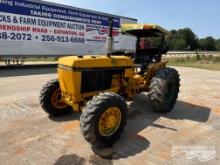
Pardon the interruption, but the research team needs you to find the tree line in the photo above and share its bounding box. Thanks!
[166,28,220,51]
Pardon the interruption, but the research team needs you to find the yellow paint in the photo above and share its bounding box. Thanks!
[57,55,166,112]
[58,55,133,68]
[144,62,167,90]
[58,55,132,108]
[98,107,122,136]
[51,89,68,109]
[120,23,171,35]
[125,68,135,78]
[50,22,171,114]
[111,74,122,88]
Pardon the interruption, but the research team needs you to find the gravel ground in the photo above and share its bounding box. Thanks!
[0,66,220,165]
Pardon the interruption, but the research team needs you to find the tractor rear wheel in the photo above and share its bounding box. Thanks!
[80,92,128,147]
[40,79,72,117]
[148,67,180,113]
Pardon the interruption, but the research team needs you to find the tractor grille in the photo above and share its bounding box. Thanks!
[81,69,123,93]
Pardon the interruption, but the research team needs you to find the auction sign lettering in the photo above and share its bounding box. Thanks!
[0,0,120,55]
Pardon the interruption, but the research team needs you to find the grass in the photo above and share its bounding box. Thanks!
[23,57,57,62]
[0,57,57,65]
[1,54,220,71]
[164,54,220,71]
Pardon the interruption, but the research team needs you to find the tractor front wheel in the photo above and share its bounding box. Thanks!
[40,79,72,117]
[148,67,180,113]
[80,92,128,147]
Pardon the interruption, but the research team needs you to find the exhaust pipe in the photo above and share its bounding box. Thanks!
[107,18,114,57]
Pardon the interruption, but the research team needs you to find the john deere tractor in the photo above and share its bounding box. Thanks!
[40,20,180,147]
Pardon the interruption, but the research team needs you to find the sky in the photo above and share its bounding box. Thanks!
[46,0,220,39]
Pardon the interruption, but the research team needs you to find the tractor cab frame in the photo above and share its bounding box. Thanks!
[120,24,170,74]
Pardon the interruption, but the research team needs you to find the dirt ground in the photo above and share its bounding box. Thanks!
[0,66,220,165]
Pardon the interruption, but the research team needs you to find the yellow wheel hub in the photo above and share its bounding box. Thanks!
[98,107,122,136]
[51,89,68,109]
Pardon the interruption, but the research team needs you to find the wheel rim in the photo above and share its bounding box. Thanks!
[165,79,177,104]
[98,107,122,137]
[51,89,68,109]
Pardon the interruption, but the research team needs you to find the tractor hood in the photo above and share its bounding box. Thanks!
[58,55,133,70]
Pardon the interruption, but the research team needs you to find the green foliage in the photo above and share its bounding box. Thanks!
[167,28,220,51]
[215,39,220,51]
[213,56,220,62]
[167,28,199,51]
[196,51,201,60]
[199,37,216,50]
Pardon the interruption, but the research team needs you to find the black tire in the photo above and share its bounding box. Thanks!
[40,79,72,117]
[148,67,180,113]
[80,92,128,147]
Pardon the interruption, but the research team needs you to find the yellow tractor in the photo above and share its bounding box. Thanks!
[40,20,180,147]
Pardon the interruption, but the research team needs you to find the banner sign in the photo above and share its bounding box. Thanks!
[0,0,122,55]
